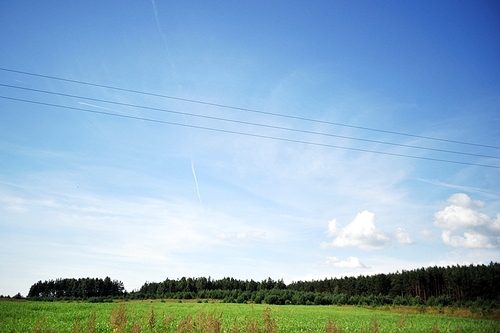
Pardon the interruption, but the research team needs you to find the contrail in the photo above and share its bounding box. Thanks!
[151,0,200,207]
[191,158,203,208]
[151,0,176,72]
[151,0,162,35]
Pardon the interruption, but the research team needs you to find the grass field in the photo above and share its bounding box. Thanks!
[1,299,499,333]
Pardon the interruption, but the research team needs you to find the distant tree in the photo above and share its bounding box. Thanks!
[27,277,125,300]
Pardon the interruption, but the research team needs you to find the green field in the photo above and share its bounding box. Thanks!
[1,299,499,333]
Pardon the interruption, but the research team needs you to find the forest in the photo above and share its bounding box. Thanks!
[25,262,500,309]
[27,276,124,301]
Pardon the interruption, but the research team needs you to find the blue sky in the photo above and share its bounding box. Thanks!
[1,1,499,296]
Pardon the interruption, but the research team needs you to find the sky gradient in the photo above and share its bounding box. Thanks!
[1,1,499,296]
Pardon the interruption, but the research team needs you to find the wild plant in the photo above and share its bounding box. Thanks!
[146,306,156,331]
[175,315,194,333]
[245,318,259,333]
[130,320,141,333]
[70,319,84,333]
[370,316,378,333]
[262,307,277,333]
[163,312,175,328]
[431,322,440,333]
[195,311,222,333]
[31,316,58,333]
[230,318,240,333]
[396,313,407,329]
[87,311,97,333]
[325,318,342,333]
[109,305,127,333]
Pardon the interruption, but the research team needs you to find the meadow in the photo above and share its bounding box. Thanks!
[1,299,499,333]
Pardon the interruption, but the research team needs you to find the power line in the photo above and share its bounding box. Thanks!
[1,67,499,150]
[1,95,499,169]
[1,83,499,161]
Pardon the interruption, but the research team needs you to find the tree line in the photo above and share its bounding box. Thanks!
[27,276,124,301]
[130,263,499,308]
[26,263,500,308]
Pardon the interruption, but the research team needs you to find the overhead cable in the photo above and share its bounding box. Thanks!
[1,83,498,161]
[1,67,499,150]
[1,95,498,169]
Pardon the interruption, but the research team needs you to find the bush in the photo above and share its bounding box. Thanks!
[426,296,438,307]
[392,296,407,306]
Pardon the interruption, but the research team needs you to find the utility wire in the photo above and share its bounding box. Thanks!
[1,67,499,150]
[1,83,498,161]
[1,95,499,169]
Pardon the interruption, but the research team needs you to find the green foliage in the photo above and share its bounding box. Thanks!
[119,263,500,309]
[28,277,124,299]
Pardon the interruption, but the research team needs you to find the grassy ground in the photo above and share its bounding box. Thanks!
[1,299,499,333]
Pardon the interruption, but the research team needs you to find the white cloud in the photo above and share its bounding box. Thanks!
[434,203,490,230]
[326,219,338,237]
[433,193,500,249]
[447,193,484,208]
[396,228,414,244]
[489,214,500,231]
[323,210,390,250]
[326,256,369,269]
[442,230,496,249]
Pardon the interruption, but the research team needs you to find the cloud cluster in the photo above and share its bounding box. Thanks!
[434,193,499,249]
[321,210,414,271]
[323,211,389,250]
[322,210,412,250]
